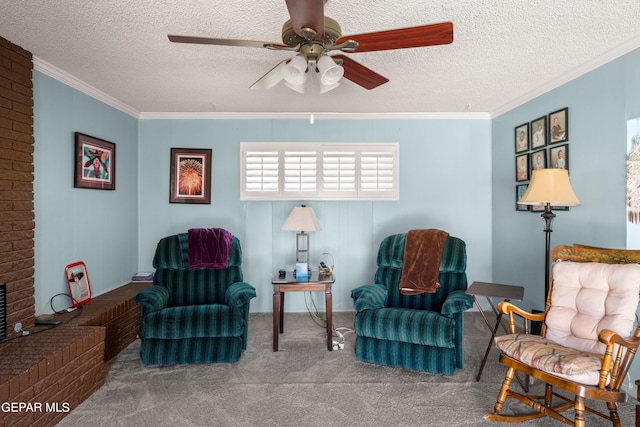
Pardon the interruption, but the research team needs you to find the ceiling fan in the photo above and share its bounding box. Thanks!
[168,0,453,92]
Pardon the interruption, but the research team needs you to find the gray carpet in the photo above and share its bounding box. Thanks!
[57,312,636,426]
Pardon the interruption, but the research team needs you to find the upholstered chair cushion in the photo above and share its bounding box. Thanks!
[546,262,640,354]
[495,334,604,385]
[495,261,640,385]
[355,307,456,347]
[142,305,245,339]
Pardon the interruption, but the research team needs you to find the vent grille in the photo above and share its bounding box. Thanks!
[0,284,5,341]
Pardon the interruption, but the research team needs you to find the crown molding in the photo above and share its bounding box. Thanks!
[137,111,491,120]
[33,57,140,118]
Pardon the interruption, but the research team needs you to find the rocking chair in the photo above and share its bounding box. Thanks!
[485,244,640,427]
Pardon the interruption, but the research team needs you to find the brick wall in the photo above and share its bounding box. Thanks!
[0,36,36,338]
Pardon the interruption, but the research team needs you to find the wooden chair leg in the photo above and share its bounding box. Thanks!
[574,396,585,427]
[493,367,515,414]
[606,401,622,427]
[544,383,553,407]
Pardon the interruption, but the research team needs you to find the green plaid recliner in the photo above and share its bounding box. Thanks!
[135,233,256,364]
[351,233,473,374]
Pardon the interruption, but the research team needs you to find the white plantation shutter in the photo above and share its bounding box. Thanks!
[361,151,394,192]
[241,142,398,200]
[322,151,356,194]
[244,150,278,193]
[284,151,317,192]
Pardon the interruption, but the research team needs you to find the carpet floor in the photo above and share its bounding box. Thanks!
[57,312,636,426]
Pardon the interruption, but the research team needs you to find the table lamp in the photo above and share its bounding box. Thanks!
[517,168,580,306]
[281,205,322,264]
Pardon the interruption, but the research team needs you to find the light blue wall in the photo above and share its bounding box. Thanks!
[33,72,139,314]
[138,118,493,313]
[492,47,640,310]
[491,47,640,391]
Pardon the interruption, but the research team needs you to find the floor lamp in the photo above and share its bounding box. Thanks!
[517,169,580,307]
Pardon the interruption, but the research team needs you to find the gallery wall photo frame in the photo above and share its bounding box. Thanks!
[530,115,547,149]
[74,132,116,190]
[516,184,529,211]
[550,144,569,171]
[530,149,547,172]
[514,122,529,153]
[515,153,529,182]
[549,107,568,144]
[169,148,212,204]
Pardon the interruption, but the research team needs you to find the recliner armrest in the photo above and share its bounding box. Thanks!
[225,281,256,308]
[351,284,387,312]
[441,290,474,316]
[135,285,169,316]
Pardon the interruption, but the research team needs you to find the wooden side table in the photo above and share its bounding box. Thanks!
[272,271,335,352]
[466,281,527,390]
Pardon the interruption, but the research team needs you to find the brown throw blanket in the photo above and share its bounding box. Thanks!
[399,229,449,295]
[187,228,233,269]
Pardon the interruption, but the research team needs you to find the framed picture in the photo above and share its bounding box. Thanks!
[170,148,212,204]
[514,123,529,153]
[516,184,529,211]
[530,149,547,173]
[530,116,547,149]
[516,154,529,182]
[550,144,569,171]
[74,132,116,190]
[65,261,92,306]
[549,107,568,143]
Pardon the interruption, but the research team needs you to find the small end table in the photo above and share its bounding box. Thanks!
[466,281,526,390]
[272,271,335,352]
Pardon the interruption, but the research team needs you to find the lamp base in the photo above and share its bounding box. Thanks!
[295,232,310,263]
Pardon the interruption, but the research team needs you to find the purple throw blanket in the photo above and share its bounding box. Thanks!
[187,228,233,269]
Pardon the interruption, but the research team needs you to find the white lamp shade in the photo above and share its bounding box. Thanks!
[319,81,340,93]
[281,55,308,86]
[281,206,322,232]
[317,55,344,85]
[518,168,581,206]
[284,81,305,93]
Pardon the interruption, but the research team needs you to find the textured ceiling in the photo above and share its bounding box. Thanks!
[2,0,640,117]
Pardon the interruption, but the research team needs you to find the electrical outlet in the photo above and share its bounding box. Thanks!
[14,322,22,334]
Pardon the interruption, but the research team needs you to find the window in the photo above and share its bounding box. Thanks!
[241,142,399,200]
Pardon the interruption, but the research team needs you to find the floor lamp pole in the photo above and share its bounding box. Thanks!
[541,202,555,307]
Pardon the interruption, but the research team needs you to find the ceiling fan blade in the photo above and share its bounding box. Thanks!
[284,0,325,40]
[332,55,389,90]
[168,34,288,49]
[336,22,453,53]
[249,60,288,89]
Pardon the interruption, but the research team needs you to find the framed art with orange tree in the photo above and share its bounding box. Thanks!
[169,148,212,204]
[74,132,116,190]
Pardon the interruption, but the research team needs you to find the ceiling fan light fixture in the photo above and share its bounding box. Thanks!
[317,55,344,86]
[281,54,308,86]
[285,81,306,94]
[319,81,340,94]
